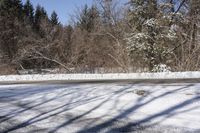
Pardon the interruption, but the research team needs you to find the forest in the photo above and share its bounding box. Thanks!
[0,0,199,74]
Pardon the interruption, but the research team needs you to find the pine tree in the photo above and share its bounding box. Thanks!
[50,11,59,25]
[34,5,48,33]
[77,5,99,32]
[23,0,34,24]
[126,0,178,71]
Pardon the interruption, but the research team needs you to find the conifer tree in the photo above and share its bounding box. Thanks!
[34,5,48,33]
[77,5,99,32]
[50,11,59,25]
[126,0,178,71]
[23,0,34,24]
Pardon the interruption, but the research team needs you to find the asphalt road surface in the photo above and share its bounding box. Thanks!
[0,81,200,133]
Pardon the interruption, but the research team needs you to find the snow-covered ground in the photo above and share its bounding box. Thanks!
[1,72,200,83]
[0,82,200,133]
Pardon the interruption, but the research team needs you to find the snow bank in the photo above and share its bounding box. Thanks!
[0,71,200,83]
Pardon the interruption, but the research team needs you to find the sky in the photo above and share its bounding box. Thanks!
[22,0,94,25]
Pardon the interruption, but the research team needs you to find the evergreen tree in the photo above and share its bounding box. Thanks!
[50,11,59,25]
[34,5,48,32]
[126,0,178,71]
[77,5,99,32]
[23,0,34,24]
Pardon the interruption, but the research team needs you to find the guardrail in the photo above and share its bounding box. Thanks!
[0,72,200,83]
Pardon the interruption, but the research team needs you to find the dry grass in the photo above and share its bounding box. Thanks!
[0,64,17,75]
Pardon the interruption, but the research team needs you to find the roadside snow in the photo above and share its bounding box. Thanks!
[0,72,200,83]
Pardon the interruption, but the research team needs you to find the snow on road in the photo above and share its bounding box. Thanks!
[0,82,200,133]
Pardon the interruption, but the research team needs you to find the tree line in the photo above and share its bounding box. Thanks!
[0,0,199,74]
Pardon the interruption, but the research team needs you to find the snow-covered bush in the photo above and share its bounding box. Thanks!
[152,64,171,72]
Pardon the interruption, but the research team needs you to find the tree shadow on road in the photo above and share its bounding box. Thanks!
[0,82,200,133]
[0,83,134,132]
[75,83,200,133]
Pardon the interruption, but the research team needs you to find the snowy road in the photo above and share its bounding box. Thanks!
[0,81,200,133]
